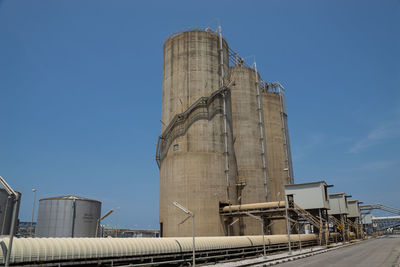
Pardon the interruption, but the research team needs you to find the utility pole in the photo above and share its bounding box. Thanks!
[285,195,292,254]
[30,189,37,237]
[246,212,266,258]
[115,207,120,237]
[96,209,114,237]
[173,202,195,267]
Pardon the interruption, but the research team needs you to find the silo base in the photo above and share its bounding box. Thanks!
[270,219,288,235]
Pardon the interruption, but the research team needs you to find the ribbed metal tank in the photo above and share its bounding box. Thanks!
[230,66,268,235]
[35,195,101,237]
[262,91,292,234]
[159,30,238,237]
[0,189,14,235]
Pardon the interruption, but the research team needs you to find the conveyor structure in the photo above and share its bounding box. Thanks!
[360,204,400,216]
[0,234,317,266]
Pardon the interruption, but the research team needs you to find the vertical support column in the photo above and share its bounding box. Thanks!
[318,209,323,246]
[297,223,302,251]
[285,195,292,254]
[355,219,359,239]
[192,214,196,267]
[341,214,346,242]
[5,194,20,267]
[261,217,266,258]
[325,210,329,246]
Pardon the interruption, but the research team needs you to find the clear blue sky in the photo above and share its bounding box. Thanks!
[0,0,399,229]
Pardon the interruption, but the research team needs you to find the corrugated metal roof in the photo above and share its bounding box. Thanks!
[285,181,327,187]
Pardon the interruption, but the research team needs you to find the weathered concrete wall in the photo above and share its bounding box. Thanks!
[230,66,268,235]
[162,30,229,128]
[160,31,237,237]
[160,30,295,237]
[262,92,291,234]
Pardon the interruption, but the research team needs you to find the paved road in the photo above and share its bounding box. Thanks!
[278,236,400,267]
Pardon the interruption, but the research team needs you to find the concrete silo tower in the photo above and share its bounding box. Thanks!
[229,65,268,235]
[262,84,294,234]
[230,64,294,235]
[157,30,238,237]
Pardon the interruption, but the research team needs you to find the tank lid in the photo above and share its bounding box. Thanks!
[40,195,101,203]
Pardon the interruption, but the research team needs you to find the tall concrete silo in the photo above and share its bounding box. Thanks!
[262,87,294,234]
[230,65,294,235]
[157,30,238,237]
[35,195,101,237]
[230,65,269,235]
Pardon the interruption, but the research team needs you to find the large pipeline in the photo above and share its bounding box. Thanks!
[221,201,286,213]
[0,234,317,266]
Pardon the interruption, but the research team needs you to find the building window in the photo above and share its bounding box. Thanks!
[173,144,179,151]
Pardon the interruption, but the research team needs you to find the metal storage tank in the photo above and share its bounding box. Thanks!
[157,30,238,237]
[230,65,269,235]
[0,189,21,235]
[35,195,101,237]
[262,87,294,234]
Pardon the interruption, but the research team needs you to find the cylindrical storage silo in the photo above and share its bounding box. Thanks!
[0,189,17,235]
[161,30,230,128]
[159,30,238,237]
[262,91,292,234]
[35,195,101,237]
[230,66,269,235]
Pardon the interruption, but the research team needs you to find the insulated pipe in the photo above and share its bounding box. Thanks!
[221,201,286,212]
[218,25,225,86]
[219,26,230,203]
[222,92,230,202]
[0,234,317,264]
[254,63,269,200]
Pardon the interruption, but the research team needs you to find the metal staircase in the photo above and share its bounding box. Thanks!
[329,215,342,228]
[292,204,326,245]
[155,83,234,168]
[292,204,322,230]
[346,219,357,229]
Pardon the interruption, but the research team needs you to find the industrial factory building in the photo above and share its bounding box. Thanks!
[0,24,399,267]
[156,29,293,237]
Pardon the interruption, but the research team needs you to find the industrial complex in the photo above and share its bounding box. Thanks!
[156,28,293,237]
[0,26,399,267]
